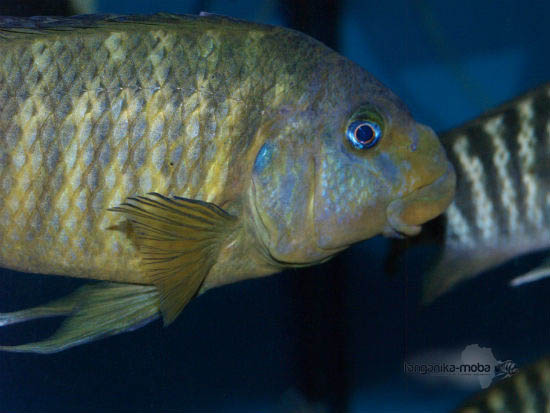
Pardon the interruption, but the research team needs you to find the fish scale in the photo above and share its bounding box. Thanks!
[0,14,455,351]
[0,16,314,283]
[446,87,550,243]
[421,83,550,302]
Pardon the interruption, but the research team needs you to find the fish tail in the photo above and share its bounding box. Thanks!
[0,282,160,354]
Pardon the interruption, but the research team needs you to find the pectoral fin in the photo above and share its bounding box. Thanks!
[109,193,237,325]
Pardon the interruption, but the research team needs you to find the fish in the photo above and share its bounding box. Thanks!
[389,83,550,302]
[0,13,455,353]
[453,355,550,413]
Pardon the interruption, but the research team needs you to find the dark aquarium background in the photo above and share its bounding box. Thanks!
[0,0,549,412]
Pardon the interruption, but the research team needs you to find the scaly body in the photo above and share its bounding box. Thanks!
[0,14,454,352]
[0,14,322,287]
[422,84,550,301]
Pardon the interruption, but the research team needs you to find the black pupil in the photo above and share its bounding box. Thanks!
[356,124,374,143]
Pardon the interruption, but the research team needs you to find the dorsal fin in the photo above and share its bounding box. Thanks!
[0,13,266,40]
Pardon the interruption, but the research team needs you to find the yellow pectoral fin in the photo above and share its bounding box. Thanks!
[109,193,238,325]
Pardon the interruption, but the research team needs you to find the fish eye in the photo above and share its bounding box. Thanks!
[346,120,382,149]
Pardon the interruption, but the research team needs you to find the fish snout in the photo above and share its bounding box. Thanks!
[385,125,456,236]
[412,124,451,181]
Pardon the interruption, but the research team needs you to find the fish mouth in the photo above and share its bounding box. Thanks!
[384,162,456,237]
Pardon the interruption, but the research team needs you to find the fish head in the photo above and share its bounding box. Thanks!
[249,55,455,267]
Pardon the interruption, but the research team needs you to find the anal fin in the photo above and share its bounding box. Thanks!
[0,282,160,353]
[109,193,237,325]
[0,296,75,327]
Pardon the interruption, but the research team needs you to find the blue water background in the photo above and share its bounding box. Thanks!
[1,1,549,411]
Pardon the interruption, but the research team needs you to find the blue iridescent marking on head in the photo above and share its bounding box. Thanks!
[253,143,273,174]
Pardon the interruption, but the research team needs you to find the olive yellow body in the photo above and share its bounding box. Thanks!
[0,14,456,352]
[0,15,322,287]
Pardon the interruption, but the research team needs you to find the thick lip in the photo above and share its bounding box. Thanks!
[384,162,456,237]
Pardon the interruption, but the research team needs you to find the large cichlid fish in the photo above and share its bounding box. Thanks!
[0,13,454,353]
[453,355,550,413]
[390,84,550,302]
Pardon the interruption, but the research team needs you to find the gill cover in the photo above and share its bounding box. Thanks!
[251,137,323,265]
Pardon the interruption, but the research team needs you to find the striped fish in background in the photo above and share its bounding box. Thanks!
[453,356,550,413]
[423,83,550,302]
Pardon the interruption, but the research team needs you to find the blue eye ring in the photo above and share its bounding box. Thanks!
[346,120,382,149]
